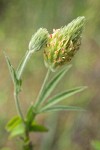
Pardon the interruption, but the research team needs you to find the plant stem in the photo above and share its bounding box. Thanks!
[14,81,33,150]
[34,69,51,108]
[23,131,33,150]
[17,50,32,79]
[14,91,25,123]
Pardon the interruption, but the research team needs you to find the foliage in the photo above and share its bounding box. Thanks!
[4,17,86,150]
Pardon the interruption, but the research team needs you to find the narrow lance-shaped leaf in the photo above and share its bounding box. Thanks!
[4,52,22,92]
[40,86,87,111]
[36,64,72,106]
[29,122,48,132]
[4,52,17,84]
[38,105,85,113]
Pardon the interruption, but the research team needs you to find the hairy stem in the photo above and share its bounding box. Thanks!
[14,91,25,123]
[14,90,34,150]
[17,50,32,79]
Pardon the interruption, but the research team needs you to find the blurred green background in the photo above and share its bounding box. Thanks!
[0,0,100,150]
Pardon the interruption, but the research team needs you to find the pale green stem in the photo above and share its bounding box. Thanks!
[34,69,51,108]
[17,50,32,79]
[15,50,33,123]
[14,91,25,123]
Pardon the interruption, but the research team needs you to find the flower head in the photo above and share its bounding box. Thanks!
[29,28,49,52]
[44,16,85,71]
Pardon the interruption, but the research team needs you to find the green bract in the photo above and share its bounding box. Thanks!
[29,28,49,52]
[44,16,85,71]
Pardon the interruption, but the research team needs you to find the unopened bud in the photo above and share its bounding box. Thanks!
[29,28,49,52]
[44,16,85,71]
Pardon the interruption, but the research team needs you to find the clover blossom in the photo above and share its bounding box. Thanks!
[44,16,85,71]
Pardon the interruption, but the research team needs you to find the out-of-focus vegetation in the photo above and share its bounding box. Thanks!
[0,0,100,150]
[92,141,100,150]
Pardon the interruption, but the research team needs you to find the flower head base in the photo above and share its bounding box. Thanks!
[29,28,49,52]
[44,16,85,71]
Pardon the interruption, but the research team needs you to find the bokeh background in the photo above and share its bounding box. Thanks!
[0,0,100,150]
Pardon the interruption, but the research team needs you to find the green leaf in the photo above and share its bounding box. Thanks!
[39,86,87,111]
[4,52,22,92]
[37,65,72,106]
[6,116,25,138]
[6,116,22,132]
[4,52,17,84]
[92,141,100,150]
[39,105,85,113]
[26,106,48,132]
[26,105,36,126]
[10,123,25,137]
[29,122,48,132]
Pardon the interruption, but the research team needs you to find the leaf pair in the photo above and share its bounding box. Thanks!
[35,64,72,107]
[35,64,87,114]
[6,115,48,138]
[38,86,87,113]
